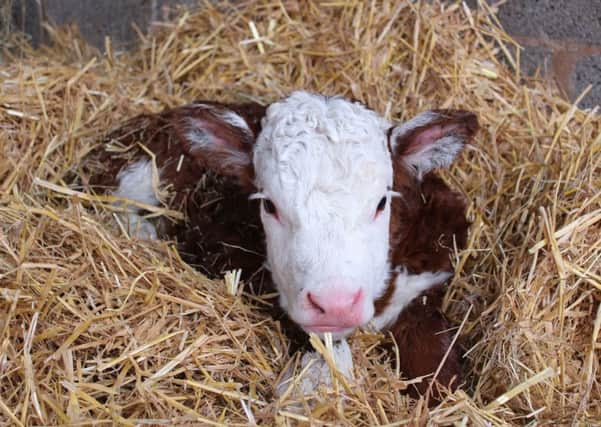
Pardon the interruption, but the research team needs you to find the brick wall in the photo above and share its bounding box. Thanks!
[492,0,601,109]
[9,0,197,49]
[6,0,601,109]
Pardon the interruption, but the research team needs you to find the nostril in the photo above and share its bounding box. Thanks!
[307,292,325,314]
[352,289,363,306]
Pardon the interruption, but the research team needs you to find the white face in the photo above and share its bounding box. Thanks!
[253,92,394,339]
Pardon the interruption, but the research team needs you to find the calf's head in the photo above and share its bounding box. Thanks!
[182,91,477,338]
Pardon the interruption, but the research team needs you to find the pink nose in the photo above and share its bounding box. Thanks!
[306,289,364,329]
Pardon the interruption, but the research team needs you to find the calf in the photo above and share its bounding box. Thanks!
[83,91,477,397]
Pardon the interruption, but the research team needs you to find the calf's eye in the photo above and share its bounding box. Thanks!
[263,199,278,217]
[375,196,387,215]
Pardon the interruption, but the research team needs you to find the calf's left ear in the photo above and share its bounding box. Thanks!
[389,110,478,179]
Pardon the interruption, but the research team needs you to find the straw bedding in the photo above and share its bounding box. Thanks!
[1,0,600,425]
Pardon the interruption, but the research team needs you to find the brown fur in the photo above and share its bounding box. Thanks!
[389,171,469,275]
[80,102,268,282]
[372,170,469,400]
[388,285,462,398]
[375,110,478,399]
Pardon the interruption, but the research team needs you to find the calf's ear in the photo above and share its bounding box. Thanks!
[173,102,266,190]
[389,110,478,179]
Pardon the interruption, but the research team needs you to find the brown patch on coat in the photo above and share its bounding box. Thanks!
[374,275,396,316]
[389,171,469,274]
[374,110,478,399]
[81,101,269,285]
[372,170,468,398]
[82,101,264,190]
[373,169,470,317]
[388,284,462,399]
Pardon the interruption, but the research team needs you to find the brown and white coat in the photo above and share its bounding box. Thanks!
[82,91,477,398]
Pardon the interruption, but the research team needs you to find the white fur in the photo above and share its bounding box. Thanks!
[185,121,213,150]
[389,111,440,142]
[114,160,159,206]
[276,339,354,398]
[253,92,393,338]
[186,118,251,169]
[217,110,252,136]
[402,135,463,179]
[190,103,252,136]
[113,159,159,239]
[371,269,452,331]
[121,212,158,240]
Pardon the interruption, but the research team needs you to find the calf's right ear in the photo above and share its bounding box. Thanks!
[173,102,266,190]
[389,110,478,179]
